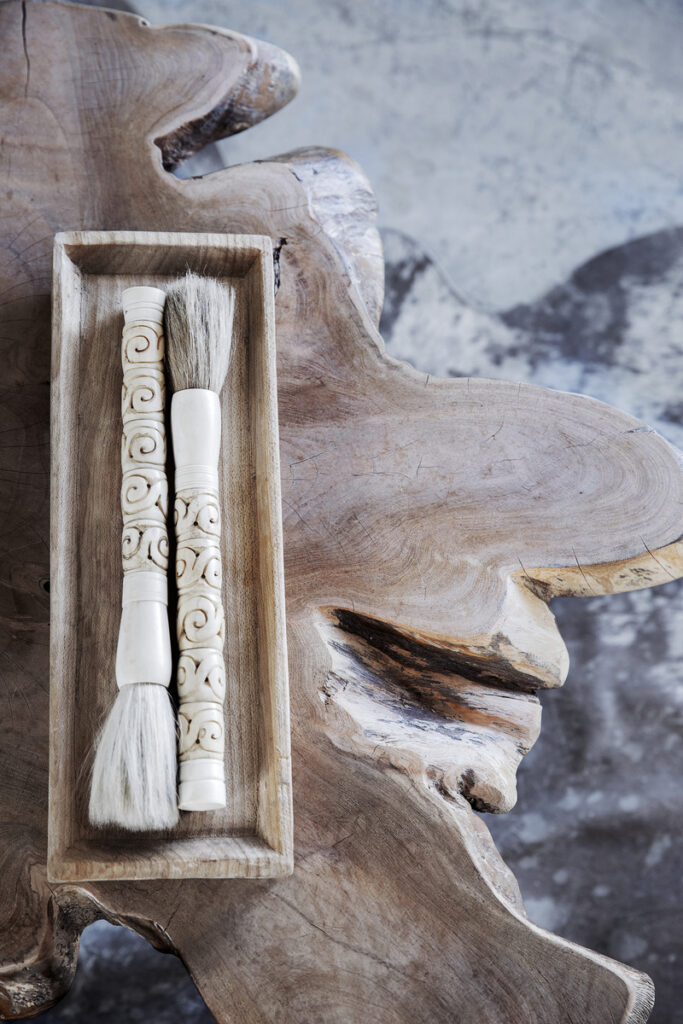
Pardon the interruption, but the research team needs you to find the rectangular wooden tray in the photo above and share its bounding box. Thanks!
[48,231,293,881]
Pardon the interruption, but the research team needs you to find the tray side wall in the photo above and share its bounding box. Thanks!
[48,241,83,875]
[248,251,293,864]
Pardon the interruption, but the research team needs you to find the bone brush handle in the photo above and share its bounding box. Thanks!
[116,287,172,692]
[172,388,227,811]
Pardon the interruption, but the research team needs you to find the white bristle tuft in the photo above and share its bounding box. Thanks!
[165,270,235,393]
[89,685,179,831]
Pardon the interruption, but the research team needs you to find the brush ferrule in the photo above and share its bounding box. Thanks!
[122,570,168,606]
[116,601,172,689]
[171,389,221,484]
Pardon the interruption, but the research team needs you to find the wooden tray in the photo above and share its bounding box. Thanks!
[48,231,293,881]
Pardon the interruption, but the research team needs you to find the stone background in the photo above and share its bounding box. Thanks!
[32,0,682,1020]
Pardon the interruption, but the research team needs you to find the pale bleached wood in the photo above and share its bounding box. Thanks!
[48,231,292,882]
[0,3,680,1022]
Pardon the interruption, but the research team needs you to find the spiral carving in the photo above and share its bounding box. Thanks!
[120,318,168,582]
[176,481,227,781]
[122,523,169,572]
[178,702,225,759]
[176,540,222,592]
[177,650,226,704]
[122,419,166,466]
[122,321,164,365]
[121,469,168,520]
[177,590,224,648]
[175,491,221,539]
[121,367,165,418]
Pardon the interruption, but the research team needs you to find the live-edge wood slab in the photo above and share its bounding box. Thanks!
[0,2,681,1022]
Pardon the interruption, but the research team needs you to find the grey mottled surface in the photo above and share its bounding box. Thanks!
[34,0,681,1021]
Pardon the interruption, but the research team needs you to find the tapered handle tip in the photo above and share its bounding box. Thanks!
[178,779,226,812]
[179,757,226,812]
[122,286,166,323]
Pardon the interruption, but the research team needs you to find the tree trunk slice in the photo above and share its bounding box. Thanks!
[1,2,680,1021]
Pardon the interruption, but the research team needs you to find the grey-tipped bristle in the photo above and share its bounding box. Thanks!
[164,270,235,393]
[89,685,179,831]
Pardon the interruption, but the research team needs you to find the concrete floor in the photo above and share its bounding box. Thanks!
[35,0,683,1021]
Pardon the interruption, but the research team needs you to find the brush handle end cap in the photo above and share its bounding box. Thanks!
[178,779,226,812]
[178,758,226,811]
[122,286,166,324]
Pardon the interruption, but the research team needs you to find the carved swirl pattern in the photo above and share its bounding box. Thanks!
[178,702,225,759]
[122,523,169,572]
[120,319,168,582]
[122,321,164,365]
[176,485,226,765]
[122,419,166,466]
[177,650,226,704]
[177,591,224,649]
[121,469,168,520]
[121,367,165,419]
[176,539,222,592]
[175,491,221,539]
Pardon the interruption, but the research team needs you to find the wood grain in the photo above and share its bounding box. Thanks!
[48,232,292,881]
[0,2,680,1021]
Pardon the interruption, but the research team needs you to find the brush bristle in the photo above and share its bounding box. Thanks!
[164,270,235,393]
[89,685,179,831]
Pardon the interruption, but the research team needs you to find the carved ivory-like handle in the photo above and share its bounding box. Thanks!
[172,389,227,811]
[115,287,172,691]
